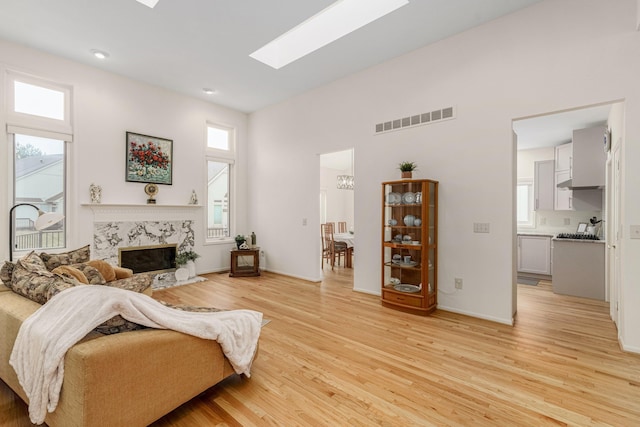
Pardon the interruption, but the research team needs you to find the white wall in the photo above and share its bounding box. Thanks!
[0,40,249,273]
[248,0,640,350]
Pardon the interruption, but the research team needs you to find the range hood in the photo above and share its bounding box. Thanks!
[556,179,602,190]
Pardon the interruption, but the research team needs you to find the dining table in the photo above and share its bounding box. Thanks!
[333,233,355,268]
[333,232,355,248]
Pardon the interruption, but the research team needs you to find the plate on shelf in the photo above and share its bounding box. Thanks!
[392,260,418,267]
[387,192,402,204]
[403,214,415,226]
[402,192,416,204]
[394,284,421,293]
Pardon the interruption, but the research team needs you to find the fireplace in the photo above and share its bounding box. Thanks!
[119,244,177,274]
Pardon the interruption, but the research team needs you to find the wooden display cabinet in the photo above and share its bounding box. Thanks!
[381,179,438,315]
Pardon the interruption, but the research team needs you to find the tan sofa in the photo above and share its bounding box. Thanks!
[0,283,237,426]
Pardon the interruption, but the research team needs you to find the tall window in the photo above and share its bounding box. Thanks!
[517,179,535,228]
[206,123,234,241]
[7,72,71,255]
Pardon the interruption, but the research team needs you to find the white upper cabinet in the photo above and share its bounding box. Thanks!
[534,160,554,211]
[555,142,572,173]
[571,125,606,187]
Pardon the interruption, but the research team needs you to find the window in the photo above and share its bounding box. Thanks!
[7,72,71,256]
[206,124,234,241]
[7,71,72,135]
[14,81,65,120]
[517,179,535,228]
[12,134,66,252]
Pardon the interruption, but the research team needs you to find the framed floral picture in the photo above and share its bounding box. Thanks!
[125,132,173,185]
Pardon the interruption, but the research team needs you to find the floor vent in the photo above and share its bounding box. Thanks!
[375,106,456,134]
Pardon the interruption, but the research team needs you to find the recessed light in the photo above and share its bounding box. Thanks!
[250,0,409,69]
[91,49,109,59]
[203,88,217,95]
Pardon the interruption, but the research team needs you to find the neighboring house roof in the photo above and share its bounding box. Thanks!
[15,154,63,178]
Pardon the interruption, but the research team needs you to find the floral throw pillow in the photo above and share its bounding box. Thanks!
[21,251,48,271]
[0,261,14,285]
[39,245,91,271]
[10,259,80,304]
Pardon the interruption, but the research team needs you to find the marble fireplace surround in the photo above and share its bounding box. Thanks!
[84,204,200,266]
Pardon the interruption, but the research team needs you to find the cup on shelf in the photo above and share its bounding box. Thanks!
[403,255,412,263]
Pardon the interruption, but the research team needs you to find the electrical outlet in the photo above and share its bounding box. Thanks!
[631,225,640,239]
[302,218,307,226]
[564,218,571,225]
[455,278,463,289]
[473,223,490,233]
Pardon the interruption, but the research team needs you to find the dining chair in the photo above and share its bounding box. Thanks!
[337,221,347,233]
[321,223,348,270]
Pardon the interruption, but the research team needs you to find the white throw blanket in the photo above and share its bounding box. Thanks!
[9,285,262,425]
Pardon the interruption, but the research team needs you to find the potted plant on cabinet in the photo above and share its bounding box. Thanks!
[398,161,417,179]
[235,234,246,249]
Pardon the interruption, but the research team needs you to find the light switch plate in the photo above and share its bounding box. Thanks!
[631,225,640,239]
[473,223,490,233]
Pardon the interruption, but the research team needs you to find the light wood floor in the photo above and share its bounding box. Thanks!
[2,271,640,426]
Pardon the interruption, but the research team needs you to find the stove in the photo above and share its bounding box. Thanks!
[555,233,600,240]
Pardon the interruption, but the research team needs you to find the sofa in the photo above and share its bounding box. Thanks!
[0,247,240,427]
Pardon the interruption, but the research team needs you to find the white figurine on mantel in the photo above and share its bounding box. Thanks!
[89,183,102,204]
[189,190,198,205]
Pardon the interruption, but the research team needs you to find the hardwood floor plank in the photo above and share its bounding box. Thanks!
[2,270,640,426]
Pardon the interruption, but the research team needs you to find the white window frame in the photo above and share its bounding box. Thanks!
[6,70,73,136]
[517,178,536,229]
[6,71,73,257]
[205,122,236,244]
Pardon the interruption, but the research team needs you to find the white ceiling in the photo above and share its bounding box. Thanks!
[0,0,542,113]
[513,103,614,150]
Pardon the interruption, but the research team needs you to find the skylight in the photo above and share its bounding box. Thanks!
[136,0,159,9]
[250,0,409,69]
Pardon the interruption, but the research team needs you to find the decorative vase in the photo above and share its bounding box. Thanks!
[401,171,412,179]
[174,267,189,281]
[186,260,196,278]
[236,240,245,249]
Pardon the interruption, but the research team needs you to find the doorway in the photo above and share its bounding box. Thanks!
[319,148,354,271]
[512,101,623,317]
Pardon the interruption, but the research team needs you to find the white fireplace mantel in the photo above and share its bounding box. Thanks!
[81,203,201,222]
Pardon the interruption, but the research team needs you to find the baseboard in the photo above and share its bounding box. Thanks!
[619,335,640,354]
[353,287,380,296]
[264,268,322,283]
[437,305,514,326]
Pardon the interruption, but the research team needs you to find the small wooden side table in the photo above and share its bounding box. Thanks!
[229,247,261,277]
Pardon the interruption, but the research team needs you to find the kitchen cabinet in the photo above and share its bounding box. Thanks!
[571,125,606,187]
[517,235,551,275]
[381,179,438,315]
[555,142,572,173]
[552,239,605,300]
[554,170,573,210]
[534,160,554,211]
[554,126,606,188]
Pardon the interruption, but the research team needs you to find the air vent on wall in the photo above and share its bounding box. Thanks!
[374,106,456,134]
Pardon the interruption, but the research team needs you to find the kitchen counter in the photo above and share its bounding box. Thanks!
[517,232,555,237]
[552,237,605,243]
[552,239,605,300]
